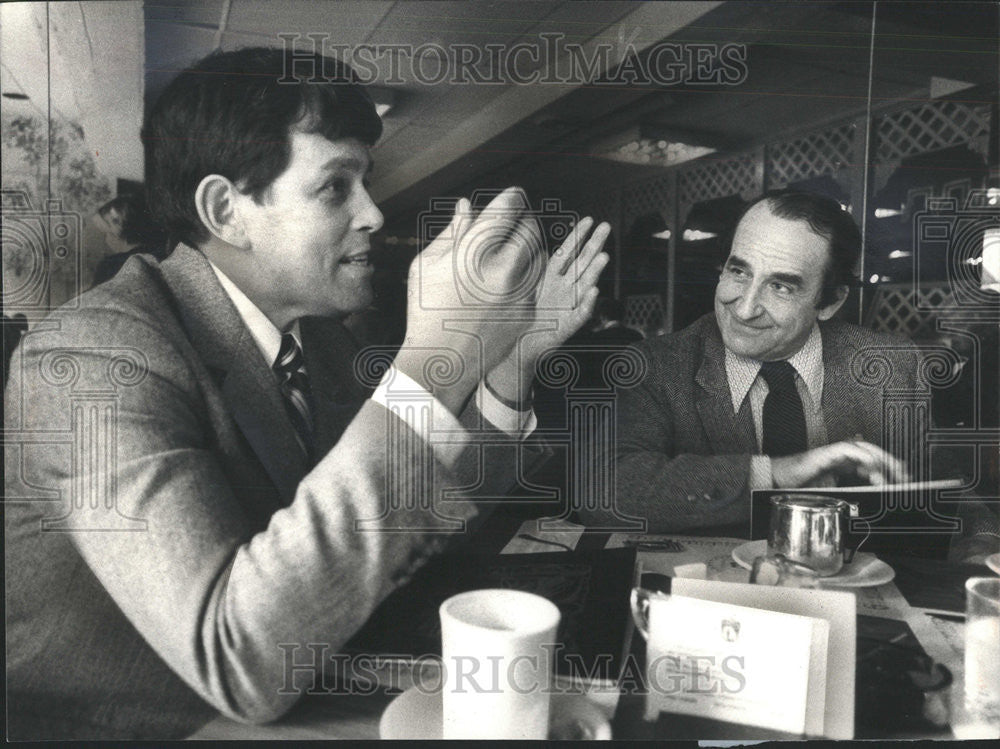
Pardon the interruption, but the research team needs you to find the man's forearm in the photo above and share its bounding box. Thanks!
[484,350,535,411]
[393,346,480,417]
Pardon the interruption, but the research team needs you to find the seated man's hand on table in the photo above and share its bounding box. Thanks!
[771,440,911,488]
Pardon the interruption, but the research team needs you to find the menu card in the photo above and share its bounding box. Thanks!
[672,578,856,739]
[643,594,828,736]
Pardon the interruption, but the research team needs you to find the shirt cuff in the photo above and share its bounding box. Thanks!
[749,455,774,491]
[370,365,468,469]
[477,379,537,440]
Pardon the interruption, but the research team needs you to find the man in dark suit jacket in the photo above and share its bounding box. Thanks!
[4,47,610,739]
[589,192,998,560]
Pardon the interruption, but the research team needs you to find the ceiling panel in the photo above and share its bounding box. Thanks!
[145,20,217,70]
[225,0,393,47]
[395,83,515,128]
[372,123,448,172]
[144,20,218,104]
[365,1,555,49]
[140,1,996,234]
[528,1,635,39]
[144,0,226,28]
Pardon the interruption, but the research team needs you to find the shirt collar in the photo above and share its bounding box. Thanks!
[209,262,301,367]
[724,324,824,413]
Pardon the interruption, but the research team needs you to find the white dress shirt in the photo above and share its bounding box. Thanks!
[724,324,827,489]
[210,262,303,365]
[209,263,535,469]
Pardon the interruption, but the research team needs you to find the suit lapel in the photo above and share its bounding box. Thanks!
[221,336,310,503]
[695,317,758,454]
[300,316,370,458]
[159,244,309,503]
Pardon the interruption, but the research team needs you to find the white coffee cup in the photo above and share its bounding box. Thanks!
[439,589,561,740]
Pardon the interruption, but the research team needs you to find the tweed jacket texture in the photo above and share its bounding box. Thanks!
[5,244,523,739]
[596,313,933,536]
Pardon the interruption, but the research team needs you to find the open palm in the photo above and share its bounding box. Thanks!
[517,217,611,367]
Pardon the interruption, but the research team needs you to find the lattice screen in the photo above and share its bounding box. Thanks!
[678,151,762,224]
[866,285,958,337]
[624,293,663,333]
[875,102,991,164]
[768,123,856,189]
[571,97,996,335]
[867,284,999,338]
[621,175,672,235]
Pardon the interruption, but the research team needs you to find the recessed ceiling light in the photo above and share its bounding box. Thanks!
[875,208,903,219]
[683,229,717,241]
[369,87,395,119]
[595,138,714,167]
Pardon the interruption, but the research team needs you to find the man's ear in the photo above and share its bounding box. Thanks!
[817,285,849,321]
[194,174,247,248]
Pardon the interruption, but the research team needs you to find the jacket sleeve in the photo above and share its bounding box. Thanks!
[7,308,483,725]
[577,357,754,533]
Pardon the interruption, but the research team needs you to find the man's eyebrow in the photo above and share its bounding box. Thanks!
[725,256,804,288]
[770,271,805,288]
[317,156,373,174]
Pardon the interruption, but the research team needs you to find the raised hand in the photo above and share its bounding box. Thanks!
[396,187,542,415]
[484,217,611,407]
[523,217,611,362]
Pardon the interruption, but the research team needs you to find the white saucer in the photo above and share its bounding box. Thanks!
[986,553,1000,575]
[732,539,895,588]
[379,686,612,740]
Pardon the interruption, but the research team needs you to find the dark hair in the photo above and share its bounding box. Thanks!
[98,192,167,249]
[97,195,130,222]
[143,47,382,247]
[731,190,861,308]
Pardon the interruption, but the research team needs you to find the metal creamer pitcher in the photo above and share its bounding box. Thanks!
[768,494,865,576]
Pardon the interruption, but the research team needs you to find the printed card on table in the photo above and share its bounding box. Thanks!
[643,595,829,736]
[671,578,856,739]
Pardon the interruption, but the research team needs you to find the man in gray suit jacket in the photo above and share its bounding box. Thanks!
[593,192,998,559]
[4,47,610,739]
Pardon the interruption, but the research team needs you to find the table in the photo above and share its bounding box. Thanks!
[187,517,993,740]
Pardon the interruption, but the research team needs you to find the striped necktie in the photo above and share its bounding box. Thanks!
[273,332,314,458]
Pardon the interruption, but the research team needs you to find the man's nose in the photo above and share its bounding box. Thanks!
[732,282,764,319]
[353,190,384,234]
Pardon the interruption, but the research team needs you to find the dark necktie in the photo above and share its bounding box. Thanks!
[759,360,808,457]
[273,333,314,458]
